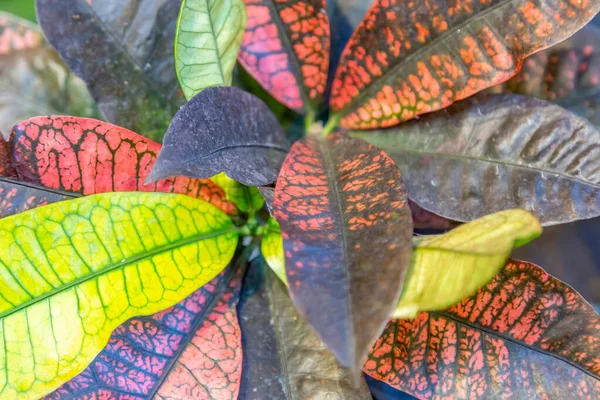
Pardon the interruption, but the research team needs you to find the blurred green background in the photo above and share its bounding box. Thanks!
[1,0,36,21]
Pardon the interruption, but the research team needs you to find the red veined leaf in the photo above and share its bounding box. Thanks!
[9,116,238,215]
[364,259,600,399]
[0,134,16,178]
[238,0,331,113]
[238,258,373,399]
[47,266,245,399]
[273,133,413,376]
[0,178,73,219]
[491,23,600,127]
[330,0,600,129]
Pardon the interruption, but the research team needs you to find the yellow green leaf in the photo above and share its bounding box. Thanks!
[210,173,265,213]
[0,192,239,399]
[395,209,542,319]
[175,0,247,100]
[261,217,286,284]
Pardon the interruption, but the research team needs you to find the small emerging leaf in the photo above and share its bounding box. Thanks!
[352,94,600,225]
[330,0,600,129]
[148,87,290,186]
[36,0,184,140]
[0,192,239,399]
[365,260,600,399]
[238,0,331,113]
[273,133,413,377]
[261,217,286,283]
[238,259,372,399]
[48,267,245,399]
[175,0,247,100]
[396,209,542,319]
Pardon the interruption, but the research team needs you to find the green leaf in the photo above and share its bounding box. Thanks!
[210,173,265,213]
[395,209,542,319]
[175,0,247,100]
[0,192,239,399]
[261,217,286,284]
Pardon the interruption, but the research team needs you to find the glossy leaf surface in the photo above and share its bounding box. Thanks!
[36,0,184,141]
[365,260,600,399]
[330,0,600,129]
[210,173,265,213]
[49,267,245,399]
[492,23,600,128]
[176,0,247,100]
[0,192,239,399]
[352,94,600,225]
[396,210,542,319]
[238,0,331,113]
[10,116,238,215]
[273,133,413,375]
[0,178,73,219]
[0,12,97,134]
[148,87,289,186]
[238,259,372,399]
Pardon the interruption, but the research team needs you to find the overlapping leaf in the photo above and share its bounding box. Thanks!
[273,133,413,376]
[396,210,542,319]
[365,260,600,399]
[36,0,184,141]
[48,267,245,400]
[10,116,238,215]
[0,12,98,134]
[175,0,247,100]
[0,178,73,219]
[238,259,372,399]
[352,94,600,225]
[211,173,265,213]
[409,200,458,231]
[491,23,600,128]
[330,0,600,129]
[148,87,290,186]
[238,0,331,113]
[0,192,239,399]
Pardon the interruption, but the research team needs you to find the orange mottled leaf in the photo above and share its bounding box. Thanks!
[330,0,600,129]
[364,259,600,399]
[238,0,330,113]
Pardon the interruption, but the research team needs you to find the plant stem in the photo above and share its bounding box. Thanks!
[323,114,340,137]
[304,110,316,133]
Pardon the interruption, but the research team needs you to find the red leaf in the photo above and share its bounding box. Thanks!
[0,135,16,178]
[238,0,330,113]
[273,133,413,376]
[330,0,600,129]
[47,267,244,399]
[364,259,600,399]
[10,116,238,215]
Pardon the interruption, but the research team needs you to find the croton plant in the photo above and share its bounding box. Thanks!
[0,0,599,399]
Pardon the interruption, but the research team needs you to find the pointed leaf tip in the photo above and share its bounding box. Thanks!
[148,86,290,187]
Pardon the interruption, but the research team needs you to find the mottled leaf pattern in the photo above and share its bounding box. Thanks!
[491,23,600,127]
[48,267,243,399]
[0,135,16,178]
[273,133,413,374]
[0,178,73,219]
[0,192,239,399]
[365,260,600,399]
[175,0,247,100]
[238,259,372,399]
[238,0,331,113]
[330,0,600,129]
[36,0,184,141]
[352,94,600,225]
[10,116,238,215]
[148,87,289,186]
[0,12,98,134]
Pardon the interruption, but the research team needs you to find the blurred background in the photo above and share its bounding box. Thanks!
[1,0,36,21]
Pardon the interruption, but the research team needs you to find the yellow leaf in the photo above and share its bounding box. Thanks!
[0,192,239,399]
[261,217,286,284]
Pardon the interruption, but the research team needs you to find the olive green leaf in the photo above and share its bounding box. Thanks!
[0,192,239,399]
[175,0,247,100]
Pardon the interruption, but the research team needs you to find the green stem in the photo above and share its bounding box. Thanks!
[323,114,340,137]
[304,110,316,133]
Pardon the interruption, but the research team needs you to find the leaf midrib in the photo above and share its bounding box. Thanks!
[167,143,290,167]
[0,226,239,320]
[337,0,527,114]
